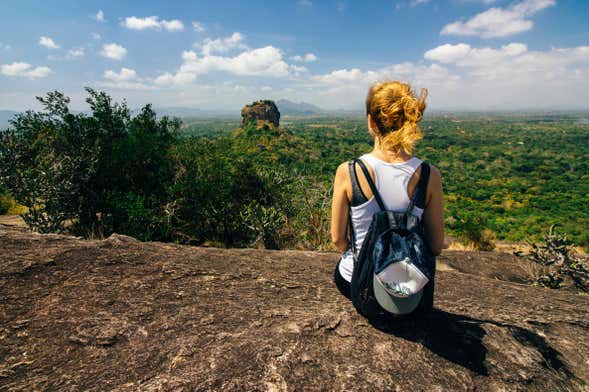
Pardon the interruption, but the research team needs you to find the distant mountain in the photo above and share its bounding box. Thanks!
[275,99,324,115]
[0,110,18,129]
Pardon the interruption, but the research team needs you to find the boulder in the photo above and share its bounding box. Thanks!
[1,225,588,390]
[241,100,280,128]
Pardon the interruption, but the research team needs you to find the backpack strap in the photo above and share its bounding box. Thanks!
[406,162,430,213]
[348,160,368,206]
[354,159,386,211]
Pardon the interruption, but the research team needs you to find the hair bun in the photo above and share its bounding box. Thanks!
[365,81,428,155]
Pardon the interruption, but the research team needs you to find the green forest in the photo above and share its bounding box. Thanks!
[1,90,588,251]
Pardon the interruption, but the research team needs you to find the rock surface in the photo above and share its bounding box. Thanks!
[241,100,280,128]
[0,224,588,391]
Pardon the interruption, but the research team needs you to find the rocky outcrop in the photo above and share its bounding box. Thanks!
[0,224,588,391]
[241,100,280,128]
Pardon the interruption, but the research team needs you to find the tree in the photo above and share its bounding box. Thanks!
[0,89,179,238]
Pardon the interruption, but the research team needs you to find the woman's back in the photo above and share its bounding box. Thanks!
[338,153,426,282]
[330,80,444,316]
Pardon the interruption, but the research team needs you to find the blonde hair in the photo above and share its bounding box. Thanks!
[365,81,428,155]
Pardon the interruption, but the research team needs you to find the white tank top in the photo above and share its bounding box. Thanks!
[338,153,424,282]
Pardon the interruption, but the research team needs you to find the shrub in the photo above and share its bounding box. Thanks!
[0,89,179,237]
[0,193,27,215]
[0,193,10,215]
[519,225,588,291]
[451,213,496,251]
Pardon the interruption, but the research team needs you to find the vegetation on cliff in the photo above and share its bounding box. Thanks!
[1,90,588,253]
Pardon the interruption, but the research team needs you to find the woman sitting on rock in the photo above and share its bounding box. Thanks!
[330,81,445,316]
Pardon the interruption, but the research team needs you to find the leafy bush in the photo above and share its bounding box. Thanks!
[107,192,168,241]
[4,91,586,254]
[449,213,496,251]
[0,89,179,237]
[0,194,10,215]
[285,175,333,250]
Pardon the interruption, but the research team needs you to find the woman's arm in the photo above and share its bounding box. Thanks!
[422,165,445,256]
[331,163,350,252]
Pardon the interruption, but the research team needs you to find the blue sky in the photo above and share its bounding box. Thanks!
[1,0,588,111]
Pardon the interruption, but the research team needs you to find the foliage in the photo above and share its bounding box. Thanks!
[2,90,588,253]
[268,114,589,250]
[285,175,333,250]
[0,89,179,237]
[165,136,294,247]
[0,91,100,232]
[520,225,588,291]
[448,213,496,251]
[0,194,10,215]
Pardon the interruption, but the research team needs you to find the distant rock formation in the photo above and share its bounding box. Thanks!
[241,100,280,128]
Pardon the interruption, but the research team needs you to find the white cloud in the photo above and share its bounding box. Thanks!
[192,21,205,33]
[291,53,318,62]
[410,0,430,6]
[104,68,138,82]
[123,16,184,32]
[441,0,556,38]
[424,43,472,64]
[424,42,589,75]
[419,42,589,108]
[48,47,86,61]
[98,68,156,90]
[67,47,85,59]
[290,65,308,75]
[313,68,379,84]
[95,10,105,22]
[312,63,456,86]
[155,45,291,86]
[154,71,195,86]
[308,42,589,109]
[161,19,184,31]
[100,43,127,60]
[196,32,246,55]
[39,36,59,49]
[306,62,459,110]
[1,62,51,78]
[92,33,102,40]
[424,43,528,66]
[98,81,157,91]
[124,16,159,30]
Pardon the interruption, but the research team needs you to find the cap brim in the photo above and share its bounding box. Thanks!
[373,275,422,315]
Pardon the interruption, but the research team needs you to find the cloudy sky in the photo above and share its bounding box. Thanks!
[1,0,588,111]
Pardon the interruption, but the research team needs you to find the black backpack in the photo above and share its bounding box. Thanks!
[349,158,435,319]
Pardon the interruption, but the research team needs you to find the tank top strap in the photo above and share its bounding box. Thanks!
[406,157,423,173]
[359,153,380,168]
[358,154,381,188]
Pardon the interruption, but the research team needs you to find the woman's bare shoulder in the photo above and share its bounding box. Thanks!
[426,164,443,196]
[428,164,442,182]
[335,161,350,179]
[334,161,352,199]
